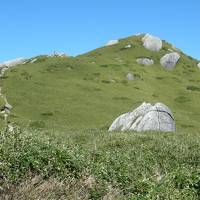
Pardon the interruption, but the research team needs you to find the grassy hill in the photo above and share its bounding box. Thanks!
[1,34,200,132]
[1,34,200,199]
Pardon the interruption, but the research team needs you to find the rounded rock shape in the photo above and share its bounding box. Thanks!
[160,52,180,69]
[108,102,175,133]
[197,63,200,69]
[126,72,135,81]
[142,34,162,52]
[137,58,154,66]
[105,40,119,46]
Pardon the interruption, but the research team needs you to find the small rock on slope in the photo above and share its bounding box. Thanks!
[160,52,180,69]
[126,73,135,81]
[137,58,154,66]
[105,40,119,46]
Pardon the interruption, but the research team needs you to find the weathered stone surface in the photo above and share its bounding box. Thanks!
[160,52,180,69]
[0,58,26,77]
[30,58,37,63]
[126,72,135,81]
[137,58,154,66]
[50,51,67,57]
[142,34,162,51]
[197,63,200,69]
[108,102,175,132]
[105,40,119,46]
[124,44,132,49]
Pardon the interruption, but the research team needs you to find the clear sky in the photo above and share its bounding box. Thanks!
[0,0,200,62]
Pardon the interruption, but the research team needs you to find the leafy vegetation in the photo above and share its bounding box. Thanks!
[1,128,200,199]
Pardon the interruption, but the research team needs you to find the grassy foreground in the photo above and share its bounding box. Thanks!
[1,128,200,199]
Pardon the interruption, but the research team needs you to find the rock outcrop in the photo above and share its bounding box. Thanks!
[137,58,154,66]
[105,40,119,46]
[2,58,26,68]
[197,63,200,69]
[142,34,162,51]
[0,91,12,123]
[160,52,180,69]
[108,102,175,132]
[0,58,26,77]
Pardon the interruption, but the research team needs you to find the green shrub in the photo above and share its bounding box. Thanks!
[186,85,200,92]
[29,121,46,129]
[175,96,190,103]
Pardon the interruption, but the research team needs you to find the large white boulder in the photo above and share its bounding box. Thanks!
[137,58,154,66]
[108,102,175,132]
[197,63,200,69]
[160,52,180,69]
[105,40,119,46]
[142,34,162,51]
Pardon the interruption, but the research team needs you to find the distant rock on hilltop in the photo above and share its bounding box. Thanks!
[142,34,162,52]
[105,39,119,46]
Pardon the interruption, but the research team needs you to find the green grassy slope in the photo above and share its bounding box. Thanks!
[1,128,200,199]
[1,34,200,132]
[1,34,200,199]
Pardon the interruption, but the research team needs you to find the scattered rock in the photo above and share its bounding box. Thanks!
[160,52,180,69]
[0,67,8,77]
[30,58,37,63]
[7,123,14,132]
[197,63,200,69]
[50,51,67,57]
[105,40,119,46]
[5,102,13,110]
[3,58,26,68]
[142,34,162,51]
[126,73,135,81]
[137,58,154,66]
[124,44,132,49]
[108,102,175,132]
[168,49,174,52]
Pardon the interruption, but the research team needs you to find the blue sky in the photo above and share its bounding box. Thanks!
[0,0,200,62]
